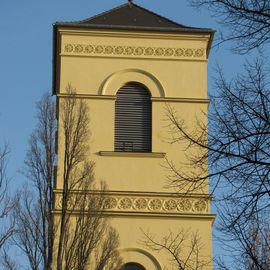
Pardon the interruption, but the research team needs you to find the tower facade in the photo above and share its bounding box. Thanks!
[53,2,215,269]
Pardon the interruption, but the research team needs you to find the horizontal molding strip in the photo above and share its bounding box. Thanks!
[99,151,165,158]
[54,190,212,216]
[60,53,208,63]
[59,29,211,40]
[57,93,116,100]
[54,189,212,198]
[57,93,209,103]
[62,43,206,60]
[152,97,210,103]
[52,210,216,221]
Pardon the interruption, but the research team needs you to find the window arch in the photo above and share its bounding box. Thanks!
[122,262,146,270]
[115,82,152,152]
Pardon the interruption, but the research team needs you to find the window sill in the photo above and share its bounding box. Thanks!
[99,151,166,158]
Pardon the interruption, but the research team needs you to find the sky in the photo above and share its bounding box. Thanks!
[0,0,262,267]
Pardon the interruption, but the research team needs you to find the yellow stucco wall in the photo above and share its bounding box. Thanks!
[54,27,215,269]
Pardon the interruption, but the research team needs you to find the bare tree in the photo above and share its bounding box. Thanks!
[187,1,270,267]
[242,214,270,270]
[190,0,270,54]
[166,59,270,220]
[11,92,56,270]
[0,145,16,250]
[0,248,18,270]
[0,146,17,269]
[12,87,121,270]
[142,229,210,270]
[165,59,270,268]
[216,210,270,270]
[55,86,122,270]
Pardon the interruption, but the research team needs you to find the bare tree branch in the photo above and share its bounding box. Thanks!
[55,85,122,270]
[190,0,270,53]
[11,92,56,270]
[0,145,16,250]
[11,87,121,270]
[0,248,18,270]
[166,59,270,268]
[216,208,270,270]
[142,228,210,270]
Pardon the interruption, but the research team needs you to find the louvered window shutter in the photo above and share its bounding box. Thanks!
[115,83,152,152]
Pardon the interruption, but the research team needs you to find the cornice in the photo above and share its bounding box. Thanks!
[58,28,211,41]
[54,189,212,198]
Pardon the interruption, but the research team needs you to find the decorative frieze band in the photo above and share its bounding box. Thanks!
[54,192,210,215]
[103,196,209,213]
[63,43,205,59]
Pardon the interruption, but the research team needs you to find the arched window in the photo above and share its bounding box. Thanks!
[115,82,152,152]
[122,262,146,270]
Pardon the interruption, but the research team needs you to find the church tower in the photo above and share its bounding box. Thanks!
[53,2,215,269]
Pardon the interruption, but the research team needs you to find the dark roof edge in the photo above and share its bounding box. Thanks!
[56,2,190,29]
[207,32,215,57]
[130,3,190,28]
[52,24,57,95]
[53,23,215,35]
[66,2,128,24]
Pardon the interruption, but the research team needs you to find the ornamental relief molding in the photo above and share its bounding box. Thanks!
[54,192,210,215]
[63,43,205,59]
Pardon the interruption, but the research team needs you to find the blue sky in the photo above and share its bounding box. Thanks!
[0,0,261,266]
